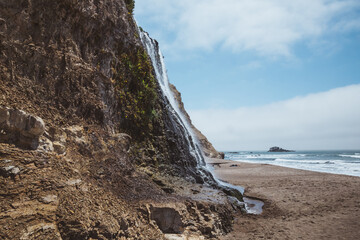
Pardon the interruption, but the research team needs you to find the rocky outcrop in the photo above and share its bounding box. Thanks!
[0,0,240,239]
[169,84,224,159]
[268,146,295,152]
[0,106,45,149]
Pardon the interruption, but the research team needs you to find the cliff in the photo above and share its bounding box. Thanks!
[170,84,224,159]
[0,1,240,239]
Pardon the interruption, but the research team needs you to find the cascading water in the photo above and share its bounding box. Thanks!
[138,28,264,214]
[139,30,206,170]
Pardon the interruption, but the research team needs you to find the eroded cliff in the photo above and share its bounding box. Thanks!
[170,84,225,159]
[0,1,241,239]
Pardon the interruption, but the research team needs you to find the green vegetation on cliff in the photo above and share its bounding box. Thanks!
[125,0,135,14]
[112,48,158,137]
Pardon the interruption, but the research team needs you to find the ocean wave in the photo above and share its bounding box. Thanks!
[339,154,360,159]
[274,159,336,165]
[244,154,305,159]
[228,151,360,177]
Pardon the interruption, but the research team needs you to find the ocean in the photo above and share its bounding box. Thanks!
[225,150,360,177]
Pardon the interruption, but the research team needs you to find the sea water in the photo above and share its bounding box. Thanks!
[225,150,360,177]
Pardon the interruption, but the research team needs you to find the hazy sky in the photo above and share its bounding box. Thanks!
[135,0,360,150]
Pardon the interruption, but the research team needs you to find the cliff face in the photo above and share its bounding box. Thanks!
[170,84,224,159]
[0,1,239,239]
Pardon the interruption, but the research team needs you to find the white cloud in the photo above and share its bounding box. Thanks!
[135,0,360,57]
[189,84,360,151]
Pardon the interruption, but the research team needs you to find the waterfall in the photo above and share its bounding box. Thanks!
[139,30,206,169]
[138,29,264,214]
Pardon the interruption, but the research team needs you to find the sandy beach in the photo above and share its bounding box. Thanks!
[206,158,360,239]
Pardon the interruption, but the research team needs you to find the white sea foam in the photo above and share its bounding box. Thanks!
[226,151,360,177]
[339,154,360,159]
[244,154,304,159]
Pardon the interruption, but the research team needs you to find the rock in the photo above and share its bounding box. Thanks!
[227,196,245,210]
[0,1,240,238]
[38,137,54,152]
[65,126,88,147]
[9,167,20,175]
[8,109,45,138]
[53,141,66,154]
[47,127,67,143]
[268,146,294,152]
[0,106,45,149]
[165,234,205,240]
[0,166,20,177]
[0,106,10,125]
[112,133,132,151]
[150,206,184,234]
[169,85,223,159]
[65,126,84,138]
[40,195,58,204]
[20,223,61,240]
[66,179,82,186]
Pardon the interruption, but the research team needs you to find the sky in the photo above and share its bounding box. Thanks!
[135,0,360,151]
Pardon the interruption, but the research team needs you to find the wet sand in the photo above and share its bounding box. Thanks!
[206,158,360,239]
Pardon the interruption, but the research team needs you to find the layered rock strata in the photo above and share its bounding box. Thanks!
[0,0,241,239]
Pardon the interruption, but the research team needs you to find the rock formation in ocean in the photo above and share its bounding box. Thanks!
[170,84,225,159]
[268,146,295,152]
[0,0,242,239]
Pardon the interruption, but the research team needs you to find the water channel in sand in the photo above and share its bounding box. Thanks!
[218,180,264,215]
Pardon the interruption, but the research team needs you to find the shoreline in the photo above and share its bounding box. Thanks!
[206,157,360,178]
[206,158,360,239]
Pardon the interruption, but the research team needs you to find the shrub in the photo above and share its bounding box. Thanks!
[125,0,135,14]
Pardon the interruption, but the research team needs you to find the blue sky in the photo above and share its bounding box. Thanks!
[135,0,360,150]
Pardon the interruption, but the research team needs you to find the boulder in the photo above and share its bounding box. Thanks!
[0,106,45,149]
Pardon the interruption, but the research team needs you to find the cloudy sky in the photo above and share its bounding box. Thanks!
[135,0,360,151]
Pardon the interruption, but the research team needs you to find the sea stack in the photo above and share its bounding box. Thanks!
[268,146,295,152]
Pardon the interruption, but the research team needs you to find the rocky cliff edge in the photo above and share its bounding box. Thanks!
[0,1,240,239]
